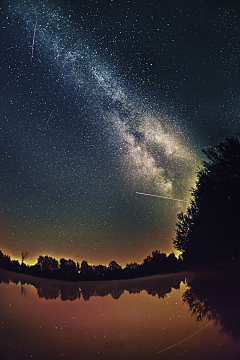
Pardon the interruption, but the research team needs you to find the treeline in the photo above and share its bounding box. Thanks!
[173,134,240,268]
[0,249,183,281]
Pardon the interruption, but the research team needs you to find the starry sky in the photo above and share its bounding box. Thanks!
[1,0,240,266]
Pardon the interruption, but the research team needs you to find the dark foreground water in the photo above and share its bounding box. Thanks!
[0,269,240,360]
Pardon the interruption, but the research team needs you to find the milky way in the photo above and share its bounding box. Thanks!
[1,0,239,265]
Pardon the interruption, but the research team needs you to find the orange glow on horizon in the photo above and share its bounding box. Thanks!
[1,247,181,268]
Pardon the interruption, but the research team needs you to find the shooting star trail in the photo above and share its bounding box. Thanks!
[31,16,37,63]
[156,320,214,354]
[45,110,54,129]
[136,192,189,202]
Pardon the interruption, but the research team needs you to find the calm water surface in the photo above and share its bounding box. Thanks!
[0,269,239,360]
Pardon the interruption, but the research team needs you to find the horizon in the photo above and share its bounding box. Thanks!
[1,0,240,265]
[0,247,181,269]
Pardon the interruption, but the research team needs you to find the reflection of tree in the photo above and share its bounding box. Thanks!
[21,285,27,297]
[0,268,186,303]
[183,272,240,341]
[110,289,124,299]
[60,287,81,301]
[182,288,218,322]
[37,287,60,300]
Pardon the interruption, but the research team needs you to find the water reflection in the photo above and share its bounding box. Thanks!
[1,269,240,360]
[183,271,240,341]
[0,269,185,301]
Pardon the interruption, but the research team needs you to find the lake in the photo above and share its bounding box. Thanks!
[0,269,239,360]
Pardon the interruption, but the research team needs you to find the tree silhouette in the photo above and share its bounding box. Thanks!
[80,260,90,274]
[173,135,240,265]
[93,264,107,277]
[108,261,122,272]
[37,255,59,273]
[21,251,29,264]
[59,258,77,279]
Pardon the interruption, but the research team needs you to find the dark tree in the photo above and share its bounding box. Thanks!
[93,264,107,278]
[21,251,29,264]
[108,261,122,272]
[59,258,77,279]
[0,250,11,270]
[173,135,240,265]
[107,261,122,279]
[80,260,94,279]
[80,260,90,274]
[37,255,59,273]
[125,262,138,270]
[173,200,198,254]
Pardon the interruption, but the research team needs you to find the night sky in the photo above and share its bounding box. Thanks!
[1,0,240,266]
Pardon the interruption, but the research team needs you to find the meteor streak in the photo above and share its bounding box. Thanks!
[136,191,189,202]
[31,16,37,63]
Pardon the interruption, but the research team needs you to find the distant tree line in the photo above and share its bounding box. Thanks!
[0,249,183,281]
[173,135,240,268]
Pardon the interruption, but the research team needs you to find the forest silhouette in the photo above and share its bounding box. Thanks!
[173,134,240,269]
[0,249,182,281]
